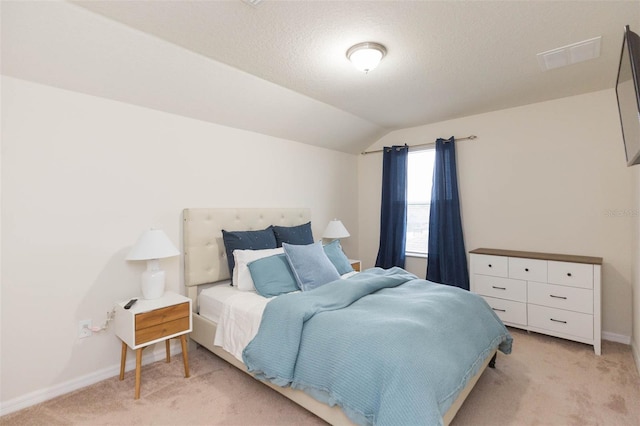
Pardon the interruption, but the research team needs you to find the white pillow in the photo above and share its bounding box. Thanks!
[233,247,284,291]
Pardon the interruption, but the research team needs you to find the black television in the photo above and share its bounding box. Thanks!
[615,25,640,166]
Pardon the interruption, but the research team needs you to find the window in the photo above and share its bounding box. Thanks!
[406,148,435,256]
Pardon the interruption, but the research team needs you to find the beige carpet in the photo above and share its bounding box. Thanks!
[2,328,639,425]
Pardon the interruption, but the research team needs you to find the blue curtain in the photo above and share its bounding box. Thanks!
[375,145,408,269]
[426,137,469,290]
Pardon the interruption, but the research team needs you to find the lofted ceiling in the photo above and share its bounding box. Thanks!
[3,1,640,153]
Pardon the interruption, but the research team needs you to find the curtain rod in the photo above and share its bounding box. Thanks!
[360,135,478,155]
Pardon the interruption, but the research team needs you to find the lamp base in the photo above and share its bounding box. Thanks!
[141,263,165,299]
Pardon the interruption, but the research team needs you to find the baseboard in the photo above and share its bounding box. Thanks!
[632,338,640,376]
[602,331,631,345]
[0,344,184,417]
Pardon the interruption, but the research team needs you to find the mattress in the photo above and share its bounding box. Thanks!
[198,280,234,323]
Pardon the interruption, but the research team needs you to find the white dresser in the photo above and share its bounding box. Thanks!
[470,248,602,355]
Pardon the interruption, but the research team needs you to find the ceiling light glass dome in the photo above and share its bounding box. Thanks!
[346,42,387,73]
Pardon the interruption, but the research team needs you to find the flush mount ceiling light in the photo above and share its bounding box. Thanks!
[346,42,387,73]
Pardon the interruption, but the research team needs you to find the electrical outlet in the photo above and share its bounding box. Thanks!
[78,319,92,338]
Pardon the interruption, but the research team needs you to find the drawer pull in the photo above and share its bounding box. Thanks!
[567,273,572,277]
[492,286,506,290]
[550,318,567,324]
[550,294,567,300]
[488,264,492,268]
[492,308,506,312]
[525,268,529,272]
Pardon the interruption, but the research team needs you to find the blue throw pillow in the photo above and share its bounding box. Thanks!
[283,241,341,291]
[222,227,277,281]
[323,239,354,275]
[273,222,314,247]
[248,254,299,297]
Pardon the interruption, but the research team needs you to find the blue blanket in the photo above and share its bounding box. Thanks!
[243,267,512,425]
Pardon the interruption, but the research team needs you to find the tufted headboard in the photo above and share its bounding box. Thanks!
[182,208,311,288]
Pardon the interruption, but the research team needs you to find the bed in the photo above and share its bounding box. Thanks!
[183,208,512,425]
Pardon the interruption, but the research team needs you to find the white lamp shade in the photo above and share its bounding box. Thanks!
[323,219,350,239]
[126,229,180,260]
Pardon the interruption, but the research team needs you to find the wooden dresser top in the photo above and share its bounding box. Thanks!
[469,248,603,265]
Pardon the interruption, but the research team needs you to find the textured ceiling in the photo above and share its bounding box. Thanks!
[72,0,640,128]
[3,1,640,153]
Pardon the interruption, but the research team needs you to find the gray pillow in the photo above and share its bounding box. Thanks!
[283,242,341,291]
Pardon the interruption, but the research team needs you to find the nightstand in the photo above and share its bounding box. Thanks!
[349,259,361,272]
[114,292,192,399]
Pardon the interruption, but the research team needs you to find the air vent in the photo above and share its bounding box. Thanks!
[537,36,601,71]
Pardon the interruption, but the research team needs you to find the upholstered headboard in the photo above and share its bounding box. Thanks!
[182,208,311,288]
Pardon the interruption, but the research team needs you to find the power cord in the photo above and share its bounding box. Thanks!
[88,307,116,332]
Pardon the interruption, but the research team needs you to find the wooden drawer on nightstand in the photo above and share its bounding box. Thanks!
[349,260,361,272]
[135,302,190,345]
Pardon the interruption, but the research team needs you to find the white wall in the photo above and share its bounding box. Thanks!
[632,167,640,373]
[359,89,635,340]
[0,76,359,410]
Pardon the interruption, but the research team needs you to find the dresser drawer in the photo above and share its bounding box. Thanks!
[508,257,547,282]
[473,275,526,302]
[471,254,508,277]
[480,296,527,326]
[548,261,593,289]
[528,282,593,314]
[528,304,593,340]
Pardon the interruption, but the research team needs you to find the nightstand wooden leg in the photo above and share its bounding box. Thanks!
[180,335,190,378]
[135,348,142,400]
[119,342,127,380]
[165,340,171,363]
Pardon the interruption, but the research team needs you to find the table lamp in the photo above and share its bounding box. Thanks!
[126,229,180,299]
[322,219,350,241]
